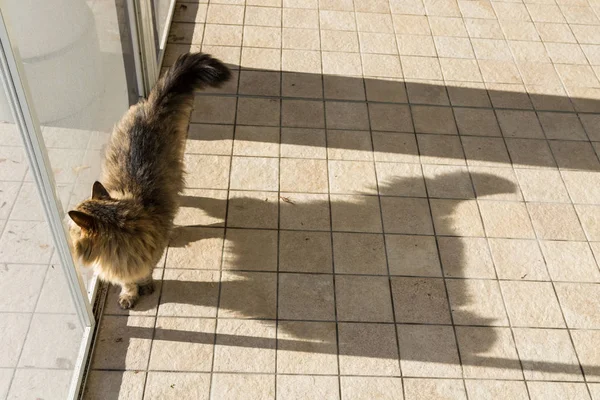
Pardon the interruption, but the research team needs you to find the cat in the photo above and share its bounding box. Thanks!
[67,53,231,309]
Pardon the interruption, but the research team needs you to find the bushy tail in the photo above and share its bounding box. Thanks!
[146,52,231,119]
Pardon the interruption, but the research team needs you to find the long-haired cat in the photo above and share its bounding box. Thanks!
[68,53,231,309]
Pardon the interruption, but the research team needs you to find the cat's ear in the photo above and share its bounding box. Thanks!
[68,210,96,231]
[92,181,110,200]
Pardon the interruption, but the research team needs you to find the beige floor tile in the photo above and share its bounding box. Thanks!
[278,273,335,320]
[280,128,326,159]
[281,158,329,193]
[236,97,281,126]
[329,160,377,194]
[0,264,46,312]
[398,35,437,57]
[91,316,154,370]
[324,76,366,101]
[454,108,500,137]
[404,378,467,400]
[213,318,276,373]
[0,221,53,264]
[438,236,495,278]
[239,71,281,97]
[175,189,227,227]
[364,78,407,103]
[0,313,30,367]
[514,327,583,381]
[211,373,275,400]
[456,326,523,379]
[528,382,591,400]
[431,199,484,236]
[360,32,398,54]
[505,138,556,169]
[7,369,72,400]
[402,56,443,80]
[555,282,600,329]
[382,197,434,235]
[282,72,323,99]
[159,270,219,317]
[233,126,279,157]
[373,132,420,164]
[148,317,214,371]
[527,202,586,240]
[333,232,387,275]
[541,241,600,282]
[280,192,331,231]
[571,330,600,382]
[376,162,426,197]
[576,204,600,241]
[219,271,277,319]
[515,169,570,202]
[340,377,403,400]
[280,231,332,273]
[465,380,529,400]
[277,375,339,400]
[423,165,474,198]
[186,124,233,156]
[203,24,242,46]
[417,134,466,165]
[206,4,244,24]
[173,3,207,23]
[331,194,383,232]
[362,54,403,78]
[501,281,565,328]
[283,8,319,29]
[550,141,600,171]
[282,99,325,128]
[223,228,277,271]
[386,234,441,276]
[277,321,338,374]
[327,130,373,161]
[496,110,544,139]
[462,136,511,167]
[322,52,363,76]
[325,101,370,130]
[469,166,522,201]
[412,105,457,135]
[184,154,230,189]
[144,372,210,400]
[392,277,452,324]
[336,275,394,322]
[191,96,237,124]
[398,324,462,378]
[167,227,224,270]
[479,201,535,239]
[338,323,401,376]
[561,171,600,204]
[406,79,451,106]
[447,279,508,325]
[369,103,413,132]
[488,238,549,280]
[84,370,146,400]
[227,191,279,229]
[283,28,321,50]
[243,26,281,48]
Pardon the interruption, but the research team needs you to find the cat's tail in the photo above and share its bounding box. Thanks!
[146,52,231,120]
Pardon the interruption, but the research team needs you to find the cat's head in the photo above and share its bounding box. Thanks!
[67,181,135,266]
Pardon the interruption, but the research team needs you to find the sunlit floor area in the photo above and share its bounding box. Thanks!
[83,0,600,398]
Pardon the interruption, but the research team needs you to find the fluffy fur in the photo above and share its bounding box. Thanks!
[68,53,231,309]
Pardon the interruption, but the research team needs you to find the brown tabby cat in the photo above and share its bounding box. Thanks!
[68,53,231,309]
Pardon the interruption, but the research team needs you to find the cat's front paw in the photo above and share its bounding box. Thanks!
[118,294,138,309]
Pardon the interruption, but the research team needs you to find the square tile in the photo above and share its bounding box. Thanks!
[541,241,600,282]
[230,157,279,191]
[167,227,224,270]
[223,229,278,271]
[454,108,500,137]
[245,6,281,26]
[423,165,474,198]
[359,32,398,54]
[192,96,237,124]
[527,203,586,240]
[0,221,53,264]
[206,4,244,24]
[233,126,279,158]
[430,199,485,236]
[456,327,523,379]
[0,264,46,312]
[402,56,443,80]
[479,201,535,239]
[404,378,467,400]
[417,134,465,165]
[376,162,426,196]
[239,72,281,98]
[186,124,233,155]
[333,232,387,275]
[412,105,457,135]
[213,319,276,373]
[580,114,600,140]
[159,270,219,317]
[0,313,29,367]
[369,103,413,132]
[398,324,462,378]
[184,155,230,189]
[488,238,549,280]
[570,330,600,382]
[496,110,544,139]
[331,194,383,232]
[236,97,280,126]
[513,328,583,381]
[550,141,600,170]
[203,24,242,46]
[322,52,363,76]
[7,369,72,400]
[148,317,214,371]
[505,138,556,169]
[561,171,600,204]
[392,277,451,324]
[386,234,441,276]
[277,321,338,374]
[340,377,403,400]
[447,279,508,325]
[144,372,209,400]
[397,35,437,57]
[406,80,450,106]
[373,132,419,163]
[282,50,322,73]
[280,192,330,231]
[280,127,326,159]
[211,374,275,400]
[500,281,565,328]
[469,167,522,201]
[277,375,339,399]
[555,283,600,329]
[576,204,600,241]
[327,130,373,161]
[434,36,474,58]
[227,191,279,229]
[325,101,370,130]
[362,54,403,78]
[280,158,329,193]
[219,271,277,319]
[243,26,281,48]
[283,28,321,50]
[280,231,332,273]
[515,169,570,202]
[381,197,434,234]
[283,8,319,28]
[356,12,394,33]
[324,76,366,101]
[538,112,587,140]
[465,380,529,400]
[278,273,335,320]
[438,236,495,278]
[84,370,146,400]
[528,382,591,400]
[462,136,511,167]
[329,160,377,194]
[336,275,394,322]
[447,81,491,107]
[338,323,400,376]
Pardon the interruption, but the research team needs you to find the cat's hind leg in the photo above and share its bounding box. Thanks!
[138,273,155,296]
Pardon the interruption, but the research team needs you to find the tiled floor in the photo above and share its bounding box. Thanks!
[85,0,600,399]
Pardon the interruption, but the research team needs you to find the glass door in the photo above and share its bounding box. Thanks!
[0,0,140,398]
